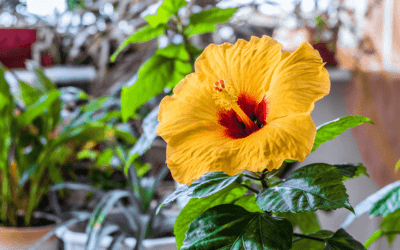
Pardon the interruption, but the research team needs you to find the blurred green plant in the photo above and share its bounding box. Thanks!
[0,66,136,227]
[111,0,238,122]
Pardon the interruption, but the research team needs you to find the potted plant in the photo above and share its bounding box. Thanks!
[36,103,176,250]
[0,65,137,249]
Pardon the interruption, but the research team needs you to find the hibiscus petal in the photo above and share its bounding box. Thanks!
[195,35,283,101]
[230,114,316,173]
[157,73,221,143]
[165,114,315,185]
[266,42,330,122]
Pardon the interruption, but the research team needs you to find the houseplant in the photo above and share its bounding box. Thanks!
[31,105,176,250]
[0,65,137,249]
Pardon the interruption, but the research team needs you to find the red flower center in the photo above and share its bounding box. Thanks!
[218,93,268,139]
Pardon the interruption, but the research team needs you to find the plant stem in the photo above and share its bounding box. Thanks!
[267,170,280,180]
[241,184,259,194]
[173,14,194,69]
[364,229,400,249]
[244,174,261,181]
[260,170,269,189]
[293,233,326,242]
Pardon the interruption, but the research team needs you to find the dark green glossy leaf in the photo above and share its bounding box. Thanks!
[110,24,167,62]
[184,7,238,37]
[380,209,400,245]
[234,194,263,213]
[334,163,369,181]
[145,0,187,27]
[312,116,373,153]
[157,172,242,213]
[341,181,400,228]
[256,163,353,213]
[370,185,400,216]
[181,204,293,250]
[190,172,243,198]
[175,185,246,249]
[275,211,321,234]
[324,229,366,250]
[17,89,60,128]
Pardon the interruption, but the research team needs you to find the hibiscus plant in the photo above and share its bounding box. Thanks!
[106,0,400,249]
[153,35,400,250]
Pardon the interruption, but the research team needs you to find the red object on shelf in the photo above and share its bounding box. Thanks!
[0,29,37,68]
[0,29,53,68]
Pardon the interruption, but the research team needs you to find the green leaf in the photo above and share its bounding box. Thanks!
[19,80,40,107]
[52,123,113,148]
[275,211,321,234]
[18,165,38,186]
[293,229,365,250]
[234,194,263,213]
[181,204,293,250]
[380,209,400,245]
[110,24,167,62]
[95,149,114,167]
[157,172,242,213]
[333,163,369,181]
[34,68,56,92]
[114,127,137,144]
[395,159,400,173]
[325,228,366,250]
[341,181,400,228]
[17,89,61,128]
[123,152,139,177]
[174,186,246,250]
[77,149,98,161]
[155,44,190,61]
[370,185,400,216]
[311,116,373,153]
[184,7,238,37]
[145,0,187,27]
[184,23,217,38]
[256,163,353,213]
[121,46,191,121]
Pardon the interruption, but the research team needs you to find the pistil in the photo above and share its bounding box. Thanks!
[213,79,258,132]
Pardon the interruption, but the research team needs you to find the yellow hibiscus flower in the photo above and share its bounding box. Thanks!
[157,35,330,185]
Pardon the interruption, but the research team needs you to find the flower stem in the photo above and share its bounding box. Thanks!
[241,184,259,194]
[260,169,269,189]
[267,170,280,180]
[293,233,325,243]
[244,174,261,181]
